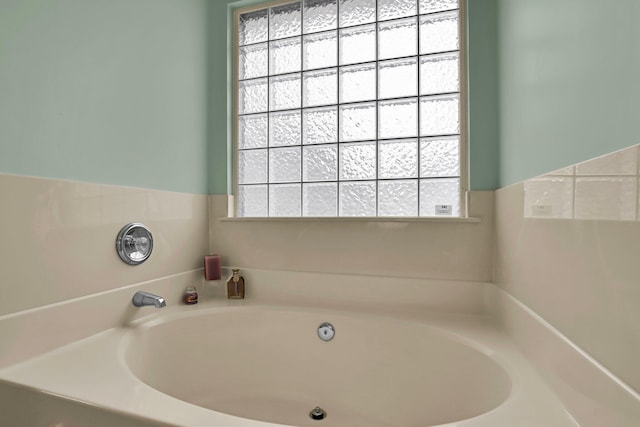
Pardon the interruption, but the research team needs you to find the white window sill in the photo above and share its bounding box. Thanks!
[217,216,481,223]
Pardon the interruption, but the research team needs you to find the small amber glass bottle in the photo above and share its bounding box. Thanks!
[226,268,245,299]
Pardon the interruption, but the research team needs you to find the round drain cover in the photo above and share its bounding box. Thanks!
[309,406,327,420]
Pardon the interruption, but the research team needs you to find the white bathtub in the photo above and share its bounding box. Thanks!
[125,307,511,427]
[0,285,581,427]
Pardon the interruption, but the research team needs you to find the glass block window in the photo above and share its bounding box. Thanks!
[235,0,463,217]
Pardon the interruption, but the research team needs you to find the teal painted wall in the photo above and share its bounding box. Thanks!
[497,0,640,187]
[10,1,629,194]
[0,0,209,194]
[467,0,500,190]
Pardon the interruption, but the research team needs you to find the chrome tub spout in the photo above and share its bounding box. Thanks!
[132,291,166,308]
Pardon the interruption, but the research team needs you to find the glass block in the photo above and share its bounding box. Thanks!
[379,58,418,99]
[303,144,338,181]
[339,63,376,103]
[419,0,458,14]
[523,177,574,219]
[378,98,418,139]
[269,110,301,147]
[379,139,419,179]
[420,94,459,136]
[574,177,637,221]
[304,0,337,33]
[339,141,376,180]
[269,147,301,183]
[339,0,376,27]
[420,136,459,177]
[303,106,338,144]
[379,0,417,21]
[239,9,268,46]
[339,102,376,142]
[379,180,418,216]
[237,185,268,217]
[419,178,460,216]
[420,52,459,95]
[238,113,268,149]
[269,74,301,111]
[269,184,302,217]
[303,68,338,107]
[420,11,459,55]
[303,31,338,70]
[269,37,301,75]
[238,78,268,114]
[238,149,267,184]
[270,2,301,40]
[339,24,376,65]
[378,17,417,60]
[339,181,377,216]
[303,182,338,216]
[239,43,268,80]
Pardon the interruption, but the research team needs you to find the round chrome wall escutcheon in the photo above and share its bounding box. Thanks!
[116,223,153,265]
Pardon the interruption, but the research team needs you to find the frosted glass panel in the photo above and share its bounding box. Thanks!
[238,114,268,149]
[420,52,459,95]
[239,43,268,80]
[269,74,301,111]
[270,2,301,39]
[339,181,377,216]
[303,183,338,216]
[340,63,376,103]
[379,180,418,216]
[304,0,337,33]
[379,0,417,21]
[339,141,376,180]
[303,144,338,181]
[239,9,268,45]
[339,0,376,27]
[236,0,462,217]
[378,98,418,139]
[303,31,338,70]
[420,136,459,177]
[419,0,458,14]
[339,102,376,142]
[303,68,338,107]
[237,185,268,217]
[269,147,301,183]
[420,178,460,216]
[269,184,301,216]
[238,78,268,114]
[379,58,418,99]
[379,139,418,179]
[238,149,267,184]
[269,110,301,147]
[378,17,417,60]
[303,106,338,144]
[339,24,376,65]
[419,11,458,55]
[420,94,459,136]
[270,38,301,75]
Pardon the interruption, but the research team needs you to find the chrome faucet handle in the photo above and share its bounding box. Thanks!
[132,291,166,308]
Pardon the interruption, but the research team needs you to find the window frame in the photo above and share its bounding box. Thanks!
[232,0,468,218]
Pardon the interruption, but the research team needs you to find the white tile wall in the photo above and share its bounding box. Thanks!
[0,173,209,316]
[496,143,640,393]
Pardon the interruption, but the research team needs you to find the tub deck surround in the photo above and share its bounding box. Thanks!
[0,268,578,427]
[0,304,575,427]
